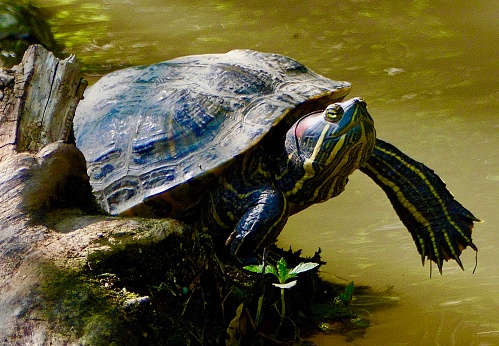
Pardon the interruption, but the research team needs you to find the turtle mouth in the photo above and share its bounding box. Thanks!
[327,98,374,139]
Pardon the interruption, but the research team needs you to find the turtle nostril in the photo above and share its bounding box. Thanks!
[354,97,366,105]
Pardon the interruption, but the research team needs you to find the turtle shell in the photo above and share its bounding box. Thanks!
[74,50,351,216]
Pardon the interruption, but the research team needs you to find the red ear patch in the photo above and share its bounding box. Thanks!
[294,113,321,139]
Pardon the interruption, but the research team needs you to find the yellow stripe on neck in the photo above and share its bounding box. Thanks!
[287,124,334,196]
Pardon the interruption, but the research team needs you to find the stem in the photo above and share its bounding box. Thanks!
[278,288,285,331]
[256,295,264,327]
[255,247,269,327]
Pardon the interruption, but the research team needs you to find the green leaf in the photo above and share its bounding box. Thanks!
[244,258,319,285]
[272,281,297,289]
[276,257,290,283]
[288,262,319,278]
[339,281,355,305]
[243,264,264,273]
[264,264,278,278]
[243,263,279,280]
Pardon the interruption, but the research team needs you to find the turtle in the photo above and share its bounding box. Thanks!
[74,49,479,272]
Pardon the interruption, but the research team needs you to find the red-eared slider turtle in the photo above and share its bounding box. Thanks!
[74,50,479,271]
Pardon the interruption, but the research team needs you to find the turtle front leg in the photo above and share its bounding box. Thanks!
[204,186,289,264]
[360,138,479,273]
[229,189,289,264]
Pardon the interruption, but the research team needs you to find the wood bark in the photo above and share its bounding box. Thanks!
[1,45,86,161]
[0,45,191,345]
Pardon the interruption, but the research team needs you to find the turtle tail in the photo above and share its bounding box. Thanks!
[360,139,480,274]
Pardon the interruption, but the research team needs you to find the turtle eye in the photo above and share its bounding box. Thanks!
[324,104,344,123]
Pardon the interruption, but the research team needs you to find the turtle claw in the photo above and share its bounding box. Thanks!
[454,256,465,272]
[418,211,478,274]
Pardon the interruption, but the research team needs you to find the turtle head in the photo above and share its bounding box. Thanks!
[282,97,376,206]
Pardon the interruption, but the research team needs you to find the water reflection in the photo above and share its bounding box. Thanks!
[35,0,499,344]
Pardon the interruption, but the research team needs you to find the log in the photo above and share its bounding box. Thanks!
[0,45,199,345]
[0,44,87,161]
[0,65,19,160]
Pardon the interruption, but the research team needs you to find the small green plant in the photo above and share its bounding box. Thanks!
[334,281,370,330]
[244,257,319,331]
[335,281,355,308]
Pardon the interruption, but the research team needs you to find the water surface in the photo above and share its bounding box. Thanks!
[38,0,499,344]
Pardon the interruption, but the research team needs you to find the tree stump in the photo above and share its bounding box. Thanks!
[0,44,86,160]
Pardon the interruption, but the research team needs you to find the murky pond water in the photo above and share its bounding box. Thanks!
[37,0,498,344]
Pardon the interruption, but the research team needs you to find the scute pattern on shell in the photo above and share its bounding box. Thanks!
[74,50,351,215]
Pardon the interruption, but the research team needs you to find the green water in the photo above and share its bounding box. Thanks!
[37,0,498,344]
